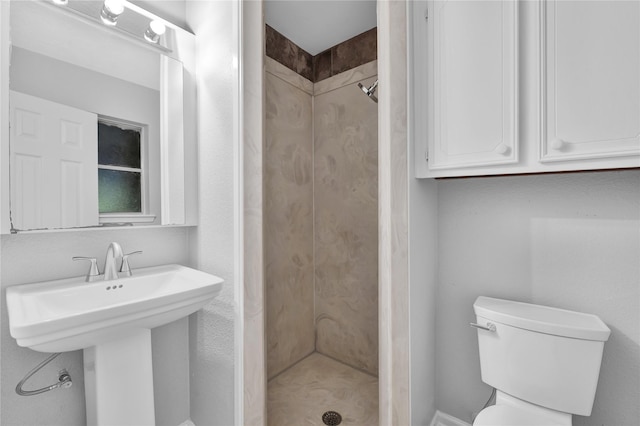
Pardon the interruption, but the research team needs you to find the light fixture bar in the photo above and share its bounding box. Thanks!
[39,0,174,53]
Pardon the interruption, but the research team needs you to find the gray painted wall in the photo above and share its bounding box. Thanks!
[135,0,189,32]
[187,1,238,425]
[0,227,192,425]
[2,1,239,424]
[0,2,197,425]
[434,169,640,425]
[408,0,438,418]
[409,173,438,425]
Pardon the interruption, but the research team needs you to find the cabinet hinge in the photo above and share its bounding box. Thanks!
[425,150,429,162]
[425,9,429,21]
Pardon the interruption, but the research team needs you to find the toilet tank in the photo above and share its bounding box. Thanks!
[473,297,610,417]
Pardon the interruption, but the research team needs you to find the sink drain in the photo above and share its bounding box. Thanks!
[322,411,342,426]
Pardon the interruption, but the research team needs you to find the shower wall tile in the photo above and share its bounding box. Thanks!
[314,72,379,375]
[266,25,377,83]
[265,67,315,379]
[314,60,378,98]
[312,50,332,83]
[331,28,377,76]
[265,25,314,82]
[266,57,313,95]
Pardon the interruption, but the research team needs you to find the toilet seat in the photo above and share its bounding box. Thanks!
[473,405,567,426]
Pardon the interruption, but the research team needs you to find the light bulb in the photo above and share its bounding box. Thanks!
[52,0,69,5]
[100,0,125,26]
[144,20,166,44]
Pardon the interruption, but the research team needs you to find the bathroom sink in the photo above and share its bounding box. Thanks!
[6,264,223,352]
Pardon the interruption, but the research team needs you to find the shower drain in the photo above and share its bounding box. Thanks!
[322,411,342,426]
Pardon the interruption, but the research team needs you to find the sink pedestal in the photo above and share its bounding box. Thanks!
[83,329,155,426]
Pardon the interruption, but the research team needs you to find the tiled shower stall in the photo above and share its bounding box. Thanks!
[264,26,379,425]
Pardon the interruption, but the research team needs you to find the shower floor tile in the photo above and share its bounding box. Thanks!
[267,352,378,426]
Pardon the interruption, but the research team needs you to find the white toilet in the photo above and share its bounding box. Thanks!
[472,296,611,426]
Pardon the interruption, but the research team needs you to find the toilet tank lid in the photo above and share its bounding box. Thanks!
[473,297,611,342]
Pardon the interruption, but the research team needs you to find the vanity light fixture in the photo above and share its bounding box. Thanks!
[100,0,125,26]
[143,20,166,44]
[51,0,69,5]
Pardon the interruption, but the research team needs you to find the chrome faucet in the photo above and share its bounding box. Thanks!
[103,242,123,281]
[72,257,101,282]
[73,243,141,282]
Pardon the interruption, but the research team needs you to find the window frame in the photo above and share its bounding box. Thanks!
[97,116,156,224]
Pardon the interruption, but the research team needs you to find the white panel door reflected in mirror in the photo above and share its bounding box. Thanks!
[10,91,98,229]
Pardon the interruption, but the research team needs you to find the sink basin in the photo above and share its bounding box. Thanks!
[6,264,223,353]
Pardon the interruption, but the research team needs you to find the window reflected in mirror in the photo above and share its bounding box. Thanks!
[98,120,144,214]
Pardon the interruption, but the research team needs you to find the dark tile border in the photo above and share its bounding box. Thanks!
[266,25,377,83]
[265,24,314,82]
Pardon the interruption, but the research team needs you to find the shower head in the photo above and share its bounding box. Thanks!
[357,80,378,103]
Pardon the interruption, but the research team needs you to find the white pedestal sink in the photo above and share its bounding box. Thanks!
[6,264,223,426]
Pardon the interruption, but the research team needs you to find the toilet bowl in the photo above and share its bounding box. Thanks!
[471,297,610,426]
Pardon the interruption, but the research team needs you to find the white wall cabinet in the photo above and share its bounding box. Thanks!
[429,1,518,170]
[541,0,639,163]
[411,0,640,178]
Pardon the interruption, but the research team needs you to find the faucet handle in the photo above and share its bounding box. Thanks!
[120,251,142,277]
[72,257,101,282]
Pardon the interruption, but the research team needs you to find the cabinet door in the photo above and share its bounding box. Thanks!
[429,0,518,170]
[542,0,640,162]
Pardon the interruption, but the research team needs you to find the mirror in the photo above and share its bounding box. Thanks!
[1,0,196,232]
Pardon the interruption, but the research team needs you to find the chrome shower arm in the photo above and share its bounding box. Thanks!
[357,79,379,104]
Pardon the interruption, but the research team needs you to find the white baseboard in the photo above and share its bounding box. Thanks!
[430,410,472,426]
